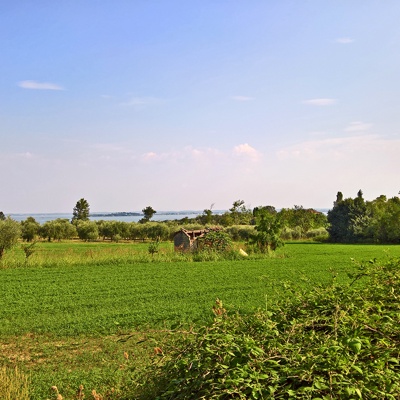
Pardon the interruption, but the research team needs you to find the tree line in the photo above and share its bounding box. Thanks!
[1,191,399,259]
[327,190,400,243]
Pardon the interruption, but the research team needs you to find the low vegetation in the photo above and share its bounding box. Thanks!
[1,243,400,398]
[0,366,30,400]
[145,257,400,399]
[1,192,400,398]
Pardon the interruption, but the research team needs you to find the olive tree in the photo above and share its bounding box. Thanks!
[76,221,99,241]
[39,219,77,242]
[0,217,21,259]
[21,216,40,242]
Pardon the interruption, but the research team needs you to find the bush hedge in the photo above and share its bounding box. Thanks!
[141,257,400,399]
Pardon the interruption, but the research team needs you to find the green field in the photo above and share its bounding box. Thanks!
[1,242,400,399]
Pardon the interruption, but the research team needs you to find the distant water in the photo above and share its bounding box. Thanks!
[9,208,329,223]
[8,211,215,223]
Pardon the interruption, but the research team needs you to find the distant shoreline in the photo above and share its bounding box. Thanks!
[8,208,329,223]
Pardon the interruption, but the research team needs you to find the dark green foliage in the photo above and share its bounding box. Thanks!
[250,207,283,253]
[150,257,400,399]
[327,190,371,243]
[196,230,233,253]
[328,191,400,243]
[72,198,90,223]
[0,211,5,221]
[327,196,356,242]
[140,206,157,223]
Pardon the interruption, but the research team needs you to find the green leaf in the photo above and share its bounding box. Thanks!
[352,365,363,375]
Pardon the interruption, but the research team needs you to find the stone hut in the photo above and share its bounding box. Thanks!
[173,228,219,252]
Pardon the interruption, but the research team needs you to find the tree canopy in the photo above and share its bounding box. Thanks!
[72,198,90,223]
[140,206,156,223]
[0,217,21,259]
[328,190,400,243]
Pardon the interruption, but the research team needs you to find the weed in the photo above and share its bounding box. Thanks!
[0,366,30,400]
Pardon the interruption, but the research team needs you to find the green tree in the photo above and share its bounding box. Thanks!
[39,219,77,241]
[140,206,156,223]
[201,209,213,225]
[76,221,99,241]
[368,195,400,243]
[0,217,21,259]
[97,220,129,241]
[146,222,170,241]
[250,207,283,253]
[327,190,370,243]
[0,211,5,221]
[129,222,147,241]
[72,198,90,223]
[222,200,252,226]
[327,194,355,242]
[20,217,40,242]
[278,205,326,238]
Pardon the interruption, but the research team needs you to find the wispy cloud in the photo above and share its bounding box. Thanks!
[18,80,64,90]
[231,95,254,102]
[302,98,337,106]
[233,143,261,161]
[277,135,399,162]
[142,151,158,161]
[335,37,354,44]
[344,121,372,132]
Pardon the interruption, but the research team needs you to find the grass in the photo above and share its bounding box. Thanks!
[1,241,400,398]
[0,366,30,400]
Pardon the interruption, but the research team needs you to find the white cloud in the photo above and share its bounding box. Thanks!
[344,121,372,132]
[231,95,253,102]
[142,151,158,161]
[233,143,260,161]
[303,98,337,106]
[277,135,400,162]
[335,37,354,44]
[18,80,64,90]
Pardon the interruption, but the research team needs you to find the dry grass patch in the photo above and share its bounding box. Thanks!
[0,365,30,400]
[0,330,176,399]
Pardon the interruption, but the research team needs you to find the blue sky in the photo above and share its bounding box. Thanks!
[1,1,400,213]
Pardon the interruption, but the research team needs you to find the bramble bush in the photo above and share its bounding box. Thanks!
[141,256,400,399]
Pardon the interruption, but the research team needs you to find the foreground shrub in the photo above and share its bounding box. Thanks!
[196,231,233,253]
[144,257,400,399]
